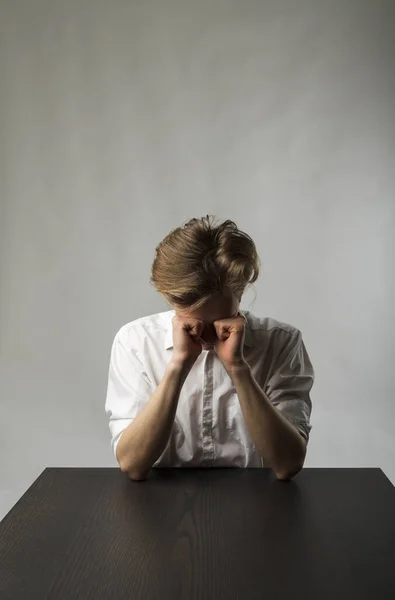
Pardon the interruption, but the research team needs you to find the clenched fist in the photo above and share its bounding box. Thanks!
[171,314,205,365]
[171,311,248,371]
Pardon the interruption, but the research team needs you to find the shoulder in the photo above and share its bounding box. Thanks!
[112,309,172,350]
[245,312,313,373]
[244,311,301,345]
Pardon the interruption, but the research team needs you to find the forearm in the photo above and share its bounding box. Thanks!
[228,363,307,479]
[116,359,193,480]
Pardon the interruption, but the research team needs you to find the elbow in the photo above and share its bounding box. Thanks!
[119,459,148,481]
[116,444,148,481]
[276,436,307,480]
[275,465,302,481]
[128,470,148,481]
[275,457,305,481]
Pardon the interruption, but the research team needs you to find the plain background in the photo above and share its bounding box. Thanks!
[0,0,394,521]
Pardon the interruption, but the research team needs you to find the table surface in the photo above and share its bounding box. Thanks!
[1,467,394,600]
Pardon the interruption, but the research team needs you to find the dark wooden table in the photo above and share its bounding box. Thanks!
[1,467,394,599]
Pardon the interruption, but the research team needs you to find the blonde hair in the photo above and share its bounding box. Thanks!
[150,214,261,312]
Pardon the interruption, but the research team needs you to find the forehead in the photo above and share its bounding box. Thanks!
[185,295,239,323]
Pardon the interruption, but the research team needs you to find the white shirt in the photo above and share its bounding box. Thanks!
[105,309,314,468]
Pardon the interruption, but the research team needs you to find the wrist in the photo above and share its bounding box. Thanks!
[224,360,251,378]
[168,357,195,374]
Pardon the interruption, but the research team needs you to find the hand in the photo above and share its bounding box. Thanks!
[171,314,205,365]
[212,311,248,370]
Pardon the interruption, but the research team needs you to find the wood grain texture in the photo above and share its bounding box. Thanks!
[0,467,394,600]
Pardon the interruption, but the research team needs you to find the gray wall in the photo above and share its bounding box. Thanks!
[1,0,394,520]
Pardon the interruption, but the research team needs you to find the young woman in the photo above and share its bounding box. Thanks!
[105,215,314,481]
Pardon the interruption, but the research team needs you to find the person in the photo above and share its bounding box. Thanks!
[105,215,314,481]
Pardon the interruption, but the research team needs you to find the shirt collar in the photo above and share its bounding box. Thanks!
[164,309,254,351]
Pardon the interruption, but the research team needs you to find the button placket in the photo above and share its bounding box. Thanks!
[202,350,214,465]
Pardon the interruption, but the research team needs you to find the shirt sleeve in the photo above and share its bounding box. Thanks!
[104,328,154,459]
[265,328,314,443]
